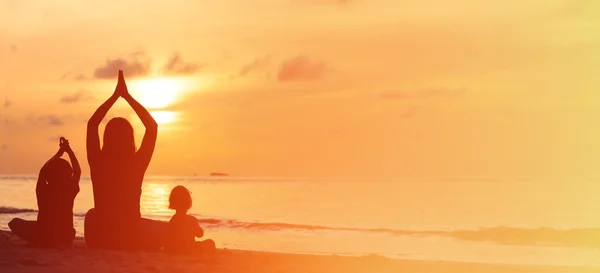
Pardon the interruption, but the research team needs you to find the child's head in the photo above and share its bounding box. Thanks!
[45,158,72,185]
[169,185,192,212]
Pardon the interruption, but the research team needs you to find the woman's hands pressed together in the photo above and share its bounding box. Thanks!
[114,70,131,99]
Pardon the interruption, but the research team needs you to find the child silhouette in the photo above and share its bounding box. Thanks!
[9,137,81,248]
[164,185,216,254]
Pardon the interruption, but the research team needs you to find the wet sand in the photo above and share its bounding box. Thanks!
[0,230,597,273]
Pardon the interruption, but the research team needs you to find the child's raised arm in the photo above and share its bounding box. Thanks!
[35,162,48,204]
[36,144,64,204]
[50,147,64,160]
[60,137,81,184]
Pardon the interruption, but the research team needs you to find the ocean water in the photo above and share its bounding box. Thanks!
[1,175,599,267]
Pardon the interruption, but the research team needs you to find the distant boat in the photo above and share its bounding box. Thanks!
[210,172,229,177]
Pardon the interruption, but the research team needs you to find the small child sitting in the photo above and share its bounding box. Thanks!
[164,185,216,254]
[9,137,81,248]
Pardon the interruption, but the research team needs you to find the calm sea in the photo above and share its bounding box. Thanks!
[1,175,599,267]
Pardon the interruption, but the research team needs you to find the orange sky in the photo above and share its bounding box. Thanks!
[1,0,600,177]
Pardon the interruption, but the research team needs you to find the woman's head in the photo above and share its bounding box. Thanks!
[103,117,136,157]
[46,158,72,185]
[169,185,192,212]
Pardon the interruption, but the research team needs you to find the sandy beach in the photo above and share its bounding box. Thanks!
[0,231,597,273]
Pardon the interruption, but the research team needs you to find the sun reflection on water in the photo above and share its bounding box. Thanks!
[141,183,172,217]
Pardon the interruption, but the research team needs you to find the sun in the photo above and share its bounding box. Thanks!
[128,111,179,128]
[129,77,186,109]
[150,111,178,125]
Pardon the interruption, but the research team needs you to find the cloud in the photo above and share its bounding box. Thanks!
[60,72,87,81]
[380,88,466,100]
[557,0,600,19]
[162,52,202,75]
[239,56,271,77]
[277,55,327,82]
[29,115,64,126]
[3,97,12,108]
[93,51,151,79]
[297,0,354,5]
[398,106,423,119]
[60,90,94,104]
[42,115,64,126]
[201,123,213,131]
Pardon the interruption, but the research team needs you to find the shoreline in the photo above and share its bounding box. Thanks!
[1,231,598,273]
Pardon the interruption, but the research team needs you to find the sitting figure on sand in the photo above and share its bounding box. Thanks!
[9,137,81,248]
[164,185,216,254]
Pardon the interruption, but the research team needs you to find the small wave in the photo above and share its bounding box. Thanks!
[5,206,600,249]
[74,212,87,218]
[0,206,37,214]
[195,217,440,235]
[0,176,37,181]
[193,217,600,249]
[447,226,600,249]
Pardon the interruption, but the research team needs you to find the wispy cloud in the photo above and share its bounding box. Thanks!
[398,106,423,119]
[297,0,354,6]
[60,90,94,104]
[239,55,271,77]
[557,0,600,18]
[93,50,152,79]
[278,55,327,82]
[381,88,466,100]
[162,52,203,75]
[60,71,87,81]
[28,115,64,126]
[3,97,12,108]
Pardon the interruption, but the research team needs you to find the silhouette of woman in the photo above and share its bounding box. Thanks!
[83,70,166,250]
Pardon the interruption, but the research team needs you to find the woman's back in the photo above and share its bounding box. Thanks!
[90,157,143,220]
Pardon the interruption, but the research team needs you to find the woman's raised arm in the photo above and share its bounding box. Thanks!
[86,72,120,165]
[119,71,157,169]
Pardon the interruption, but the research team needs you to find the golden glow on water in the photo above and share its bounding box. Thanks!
[141,183,172,216]
[130,77,188,109]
